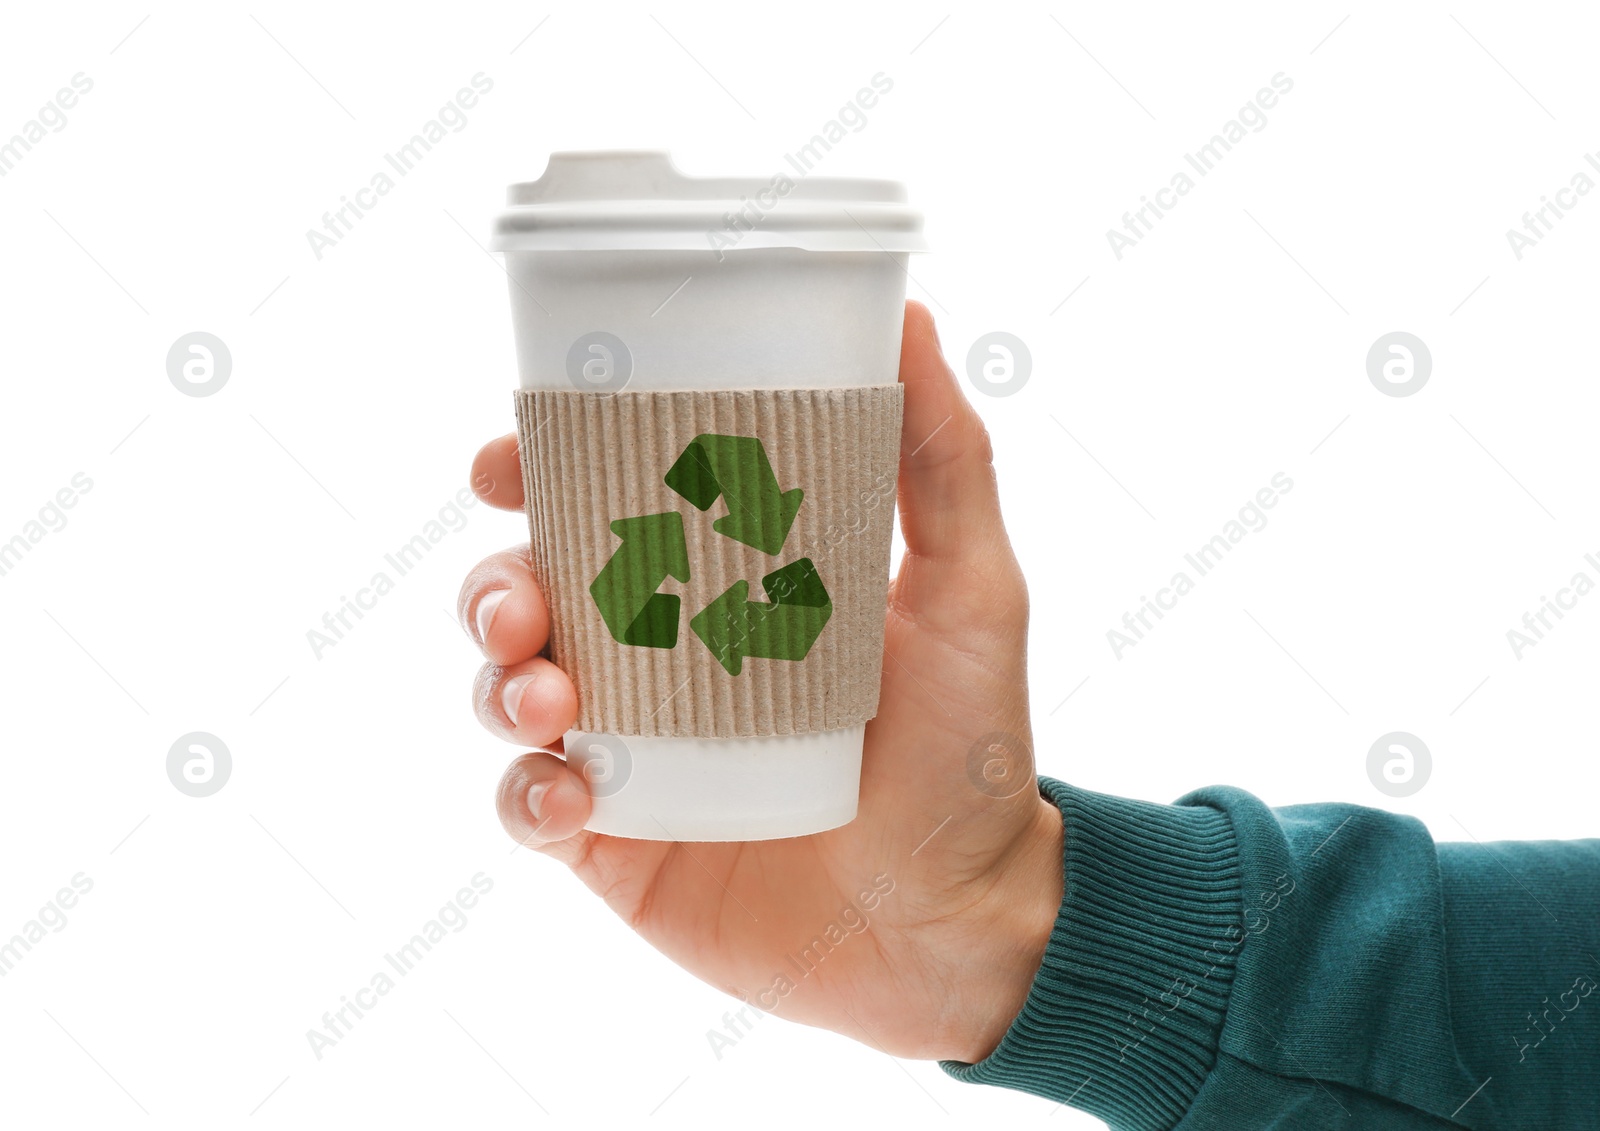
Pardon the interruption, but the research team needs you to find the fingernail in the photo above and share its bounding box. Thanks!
[474,588,509,645]
[526,780,552,821]
[502,672,536,727]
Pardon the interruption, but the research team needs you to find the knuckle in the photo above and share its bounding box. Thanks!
[1000,568,1030,629]
[970,418,996,466]
[472,661,509,725]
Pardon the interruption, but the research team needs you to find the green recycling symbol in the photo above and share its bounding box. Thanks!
[589,434,832,675]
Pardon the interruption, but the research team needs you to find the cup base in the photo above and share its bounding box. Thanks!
[564,726,865,842]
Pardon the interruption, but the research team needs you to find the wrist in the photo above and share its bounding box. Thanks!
[945,790,1065,1063]
[938,779,1245,1126]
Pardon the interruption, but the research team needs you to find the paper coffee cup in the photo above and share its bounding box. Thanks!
[489,151,926,841]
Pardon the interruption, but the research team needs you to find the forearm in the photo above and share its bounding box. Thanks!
[1434,838,1600,1125]
[941,778,1600,1130]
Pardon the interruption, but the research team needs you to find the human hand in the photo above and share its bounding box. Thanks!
[457,301,1062,1062]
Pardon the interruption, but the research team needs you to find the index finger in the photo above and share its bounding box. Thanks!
[471,433,525,511]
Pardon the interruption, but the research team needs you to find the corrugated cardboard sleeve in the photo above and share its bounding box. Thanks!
[515,385,904,739]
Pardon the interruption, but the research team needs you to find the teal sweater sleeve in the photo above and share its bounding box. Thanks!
[939,777,1600,1129]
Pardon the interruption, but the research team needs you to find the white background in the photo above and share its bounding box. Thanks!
[1,2,1596,1128]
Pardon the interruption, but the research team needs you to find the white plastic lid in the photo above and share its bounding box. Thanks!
[489,150,927,254]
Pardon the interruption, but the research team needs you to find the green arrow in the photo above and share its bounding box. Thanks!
[690,558,832,675]
[664,434,803,555]
[589,512,690,648]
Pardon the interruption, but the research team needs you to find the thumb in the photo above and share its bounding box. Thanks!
[894,302,1018,578]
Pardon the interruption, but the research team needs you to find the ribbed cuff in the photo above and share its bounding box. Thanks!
[939,777,1244,1131]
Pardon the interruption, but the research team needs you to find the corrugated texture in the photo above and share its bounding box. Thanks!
[514,385,903,738]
